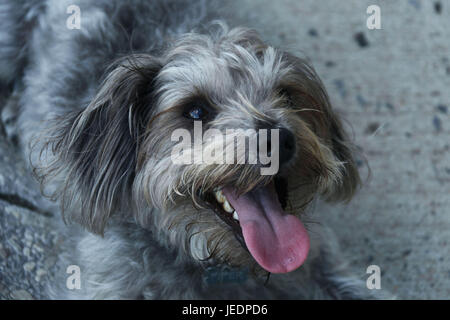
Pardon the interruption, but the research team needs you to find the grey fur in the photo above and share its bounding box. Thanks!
[0,0,391,299]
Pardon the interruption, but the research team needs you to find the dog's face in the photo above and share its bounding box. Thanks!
[41,26,359,274]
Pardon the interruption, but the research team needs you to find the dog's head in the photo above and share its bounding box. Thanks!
[39,24,359,274]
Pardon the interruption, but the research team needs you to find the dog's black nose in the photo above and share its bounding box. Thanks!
[278,127,296,166]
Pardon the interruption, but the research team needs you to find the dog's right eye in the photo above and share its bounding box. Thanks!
[184,106,208,120]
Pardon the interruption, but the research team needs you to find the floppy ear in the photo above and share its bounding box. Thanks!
[324,108,361,202]
[38,54,162,234]
[282,54,360,202]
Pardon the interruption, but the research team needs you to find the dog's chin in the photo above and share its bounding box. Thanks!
[200,177,310,274]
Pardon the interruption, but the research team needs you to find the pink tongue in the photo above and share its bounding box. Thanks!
[222,183,310,273]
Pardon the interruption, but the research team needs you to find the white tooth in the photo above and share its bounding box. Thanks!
[233,211,239,221]
[215,190,225,203]
[222,200,234,213]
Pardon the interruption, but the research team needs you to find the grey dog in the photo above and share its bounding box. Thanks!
[0,0,389,299]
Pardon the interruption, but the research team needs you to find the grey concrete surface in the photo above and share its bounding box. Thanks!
[0,133,62,300]
[0,0,449,299]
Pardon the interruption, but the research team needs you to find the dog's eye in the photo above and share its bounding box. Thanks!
[184,106,208,120]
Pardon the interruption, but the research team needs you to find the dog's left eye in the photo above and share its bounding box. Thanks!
[184,106,208,120]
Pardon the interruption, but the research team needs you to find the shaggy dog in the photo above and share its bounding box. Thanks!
[0,0,387,299]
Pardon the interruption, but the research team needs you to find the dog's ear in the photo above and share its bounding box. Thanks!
[282,54,360,202]
[324,108,361,202]
[38,55,162,234]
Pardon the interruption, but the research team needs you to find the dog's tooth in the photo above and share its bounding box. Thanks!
[215,190,225,203]
[222,200,234,213]
[233,211,239,221]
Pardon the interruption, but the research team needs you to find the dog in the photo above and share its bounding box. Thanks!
[0,0,389,299]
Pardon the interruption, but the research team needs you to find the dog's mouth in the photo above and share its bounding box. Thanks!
[203,177,310,274]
